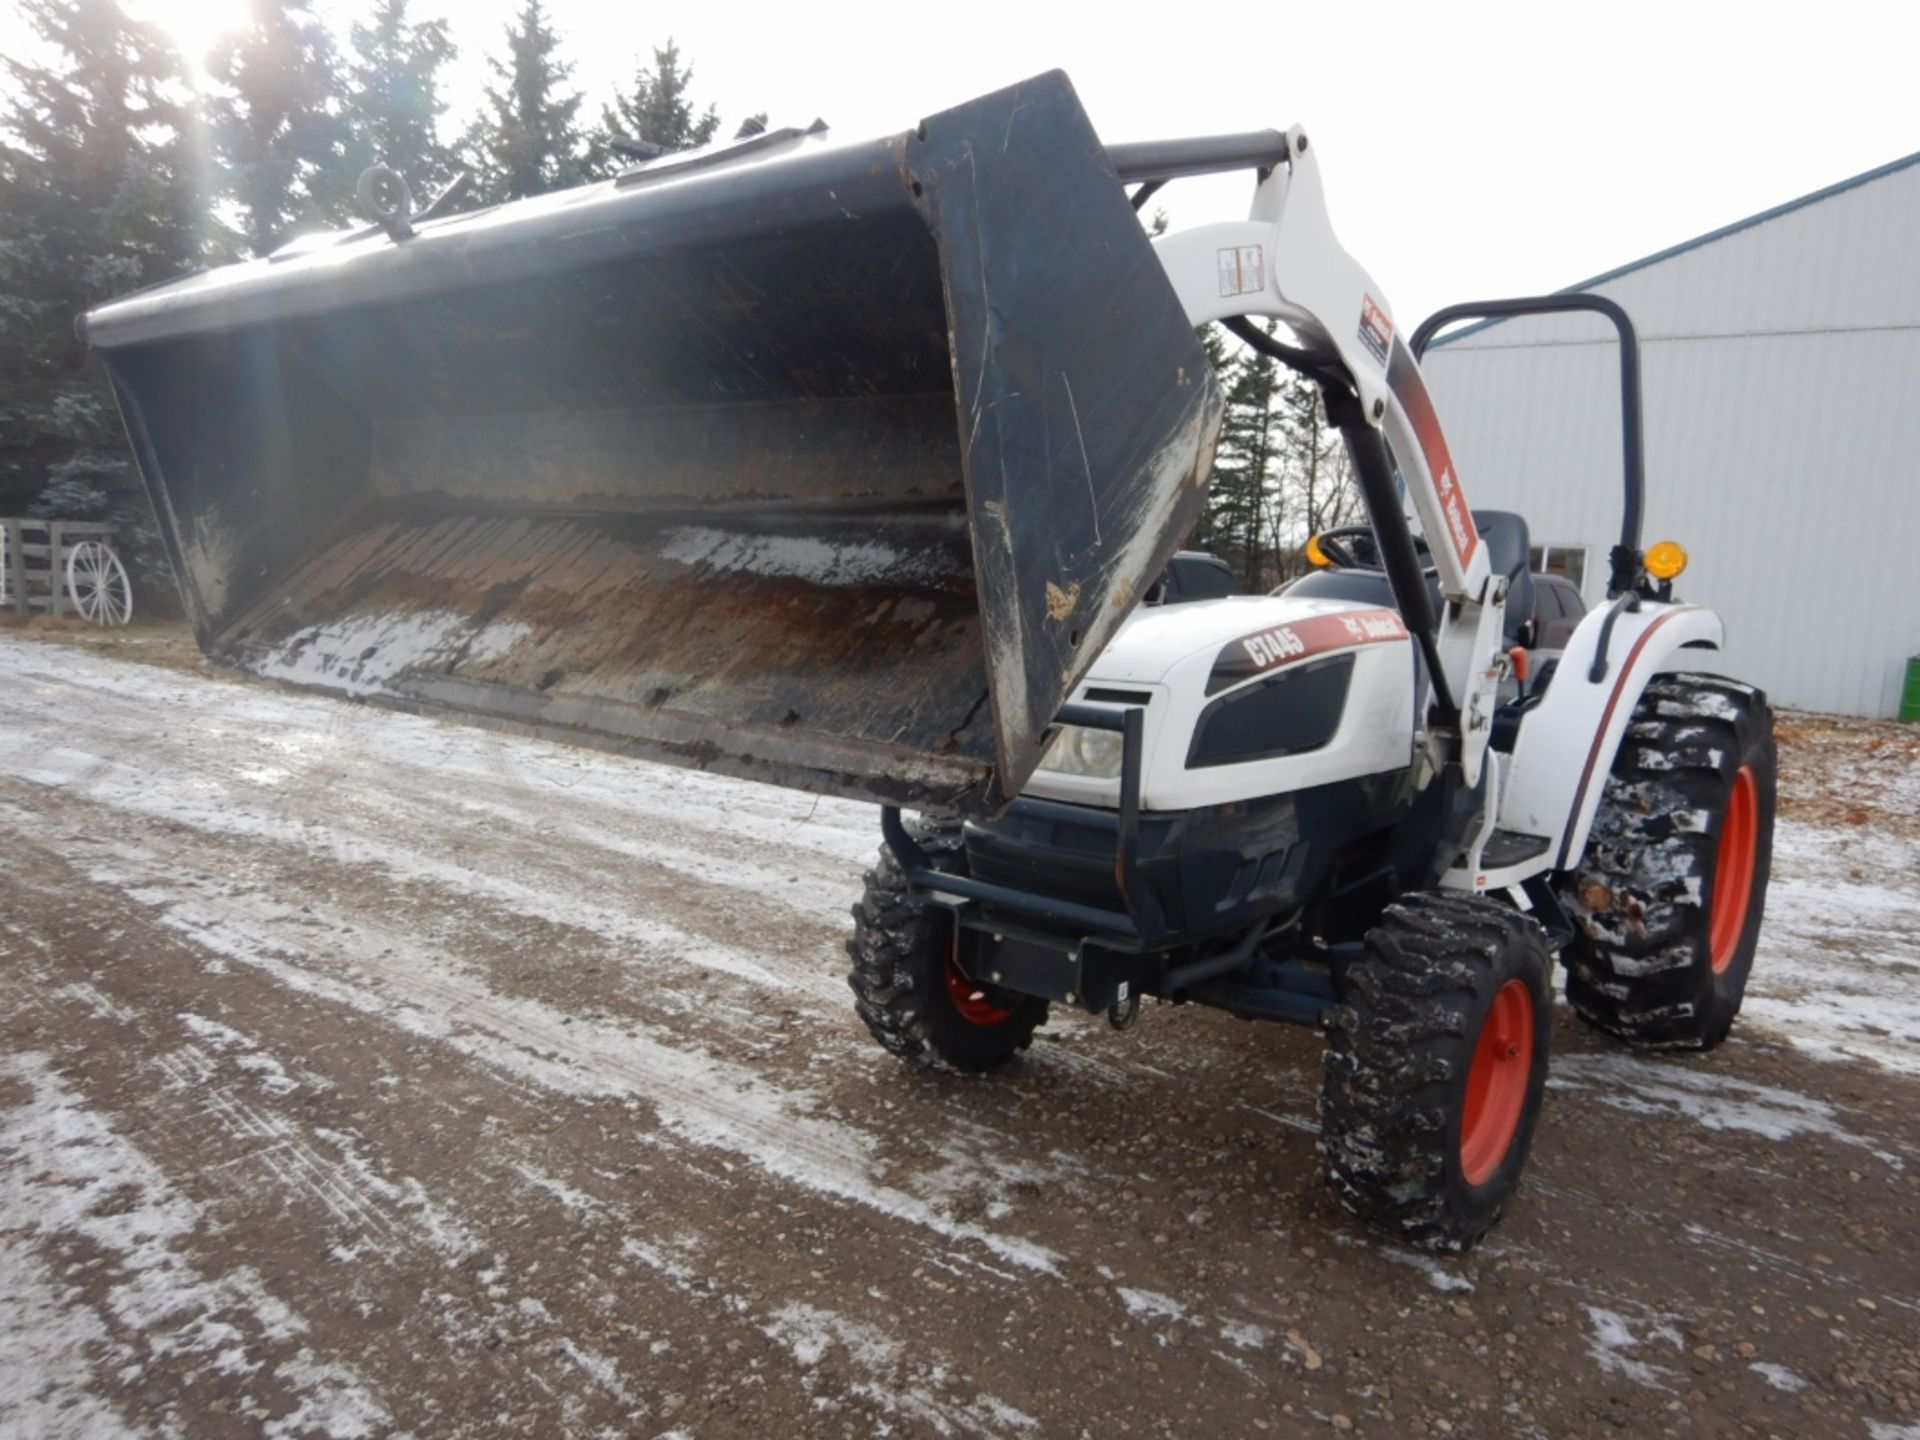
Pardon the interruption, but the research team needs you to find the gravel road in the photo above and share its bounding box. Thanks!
[2,632,1917,1439]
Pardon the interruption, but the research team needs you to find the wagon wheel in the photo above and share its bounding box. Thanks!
[66,540,133,626]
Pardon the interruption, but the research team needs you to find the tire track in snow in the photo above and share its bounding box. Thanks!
[7,637,1920,1435]
[1,908,925,1435]
[163,1053,393,1242]
[0,680,1162,1271]
[0,641,1221,1111]
[150,1036,438,1252]
[513,1163,1044,1438]
[0,641,876,869]
[0,750,818,1000]
[43,821,1066,1277]
[0,1050,390,1438]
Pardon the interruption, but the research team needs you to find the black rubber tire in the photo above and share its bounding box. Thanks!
[846,819,1048,1073]
[1321,892,1553,1252]
[1559,672,1776,1051]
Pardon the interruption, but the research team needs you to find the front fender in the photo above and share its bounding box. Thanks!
[1502,601,1726,871]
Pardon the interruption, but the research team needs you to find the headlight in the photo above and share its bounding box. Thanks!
[1036,723,1124,779]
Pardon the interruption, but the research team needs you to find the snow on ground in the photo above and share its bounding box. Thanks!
[6,637,1913,1079]
[2,636,1918,1438]
[1549,1053,1909,1167]
[1746,822,1920,1075]
[0,1052,387,1437]
[760,1302,1039,1435]
[1581,1305,1683,1392]
[1375,1247,1477,1294]
[1755,714,1920,1074]
[71,835,1062,1275]
[1751,1361,1808,1394]
[0,1234,149,1440]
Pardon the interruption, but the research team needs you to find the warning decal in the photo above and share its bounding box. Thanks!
[1216,246,1266,298]
[1385,338,1478,571]
[1357,294,1392,366]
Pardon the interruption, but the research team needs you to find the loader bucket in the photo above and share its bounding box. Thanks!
[84,71,1221,816]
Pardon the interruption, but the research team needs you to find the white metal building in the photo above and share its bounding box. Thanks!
[1422,150,1920,718]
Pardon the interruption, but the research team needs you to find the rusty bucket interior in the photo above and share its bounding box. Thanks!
[87,72,1221,815]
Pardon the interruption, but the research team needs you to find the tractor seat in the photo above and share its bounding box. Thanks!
[1470,510,1534,647]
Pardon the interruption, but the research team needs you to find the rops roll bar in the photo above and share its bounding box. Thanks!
[1412,296,1648,599]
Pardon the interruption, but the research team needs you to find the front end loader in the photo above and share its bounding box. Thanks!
[86,70,1775,1251]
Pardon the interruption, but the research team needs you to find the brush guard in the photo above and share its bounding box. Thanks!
[881,698,1153,942]
[879,700,1339,1025]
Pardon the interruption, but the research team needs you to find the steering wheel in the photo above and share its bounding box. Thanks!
[1313,525,1381,570]
[1313,525,1442,576]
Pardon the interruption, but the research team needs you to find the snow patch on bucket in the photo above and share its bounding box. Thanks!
[660,527,929,587]
[251,610,530,698]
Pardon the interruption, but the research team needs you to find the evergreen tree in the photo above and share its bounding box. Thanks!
[1187,324,1360,588]
[1277,373,1360,574]
[1202,323,1287,590]
[1149,205,1305,589]
[0,0,202,595]
[207,0,355,253]
[343,0,457,196]
[596,38,719,165]
[462,0,587,204]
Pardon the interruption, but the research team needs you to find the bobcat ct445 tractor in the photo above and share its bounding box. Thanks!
[84,71,1774,1250]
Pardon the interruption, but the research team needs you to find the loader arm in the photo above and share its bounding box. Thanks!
[1143,133,1499,780]
[84,68,1505,816]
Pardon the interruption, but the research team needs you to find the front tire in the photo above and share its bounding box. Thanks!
[846,820,1048,1072]
[1322,893,1553,1252]
[1559,672,1776,1050]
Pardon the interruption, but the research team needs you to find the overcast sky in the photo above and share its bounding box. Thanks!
[429,0,1920,325]
[12,0,1920,325]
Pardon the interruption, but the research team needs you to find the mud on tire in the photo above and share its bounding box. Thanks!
[1321,892,1552,1252]
[1560,672,1776,1051]
[846,819,1048,1072]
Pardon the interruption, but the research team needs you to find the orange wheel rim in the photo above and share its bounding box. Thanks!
[946,960,1013,1026]
[1708,765,1759,976]
[1460,979,1534,1187]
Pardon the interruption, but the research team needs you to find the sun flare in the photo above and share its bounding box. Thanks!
[127,0,254,74]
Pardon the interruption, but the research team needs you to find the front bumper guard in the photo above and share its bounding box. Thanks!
[880,699,1154,943]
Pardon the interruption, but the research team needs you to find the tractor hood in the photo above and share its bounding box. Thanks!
[1080,593,1413,689]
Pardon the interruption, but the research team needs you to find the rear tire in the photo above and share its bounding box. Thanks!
[846,819,1048,1073]
[1321,893,1553,1252]
[1559,672,1776,1050]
